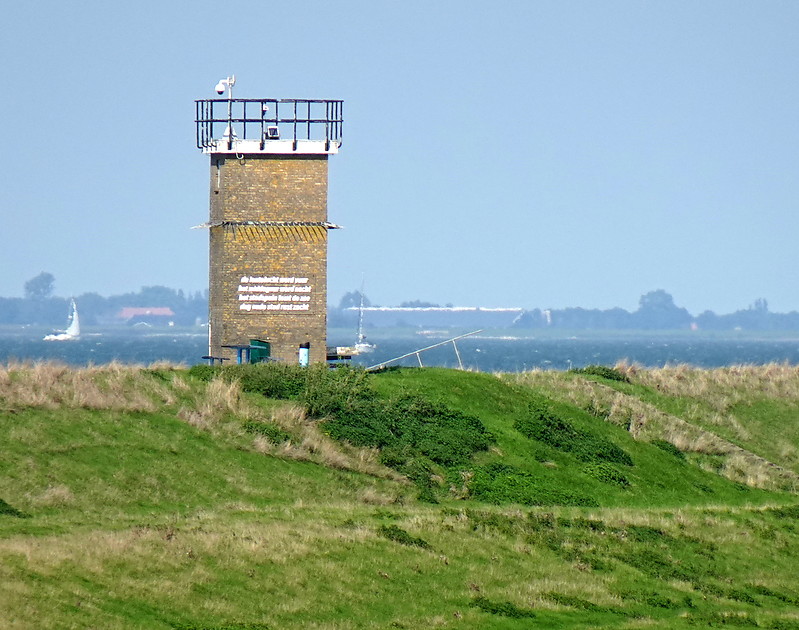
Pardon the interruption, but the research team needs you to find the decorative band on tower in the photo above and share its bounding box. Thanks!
[195,78,343,365]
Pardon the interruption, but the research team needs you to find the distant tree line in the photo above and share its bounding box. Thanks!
[513,290,693,330]
[0,272,207,326]
[513,290,799,331]
[329,288,799,332]
[6,275,799,332]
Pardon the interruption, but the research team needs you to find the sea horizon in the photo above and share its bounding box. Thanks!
[2,326,799,372]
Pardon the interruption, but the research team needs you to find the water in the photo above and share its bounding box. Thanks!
[0,332,208,367]
[347,336,799,372]
[3,331,799,371]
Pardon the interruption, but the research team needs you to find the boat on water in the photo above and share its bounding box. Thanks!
[353,338,376,355]
[333,288,376,357]
[353,291,376,354]
[43,299,80,341]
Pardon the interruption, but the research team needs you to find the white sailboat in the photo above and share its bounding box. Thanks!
[353,291,376,354]
[333,284,376,357]
[43,299,80,341]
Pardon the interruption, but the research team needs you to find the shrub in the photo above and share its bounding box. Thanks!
[0,498,28,518]
[570,365,630,383]
[624,524,668,544]
[188,363,308,399]
[386,455,439,503]
[616,589,680,609]
[470,597,536,618]
[415,484,439,504]
[751,585,799,606]
[377,524,431,549]
[229,364,308,399]
[764,505,799,520]
[187,364,216,382]
[322,394,493,469]
[694,482,714,494]
[617,548,698,582]
[321,390,493,502]
[652,439,686,461]
[302,365,376,418]
[514,399,633,466]
[194,363,495,500]
[243,421,290,444]
[322,398,395,448]
[469,463,598,507]
[583,462,630,487]
[724,589,759,605]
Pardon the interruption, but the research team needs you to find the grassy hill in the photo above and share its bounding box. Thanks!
[1,362,799,629]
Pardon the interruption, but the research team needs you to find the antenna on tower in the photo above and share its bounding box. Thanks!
[214,76,236,148]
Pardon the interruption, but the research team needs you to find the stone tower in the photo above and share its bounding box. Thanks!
[195,77,343,364]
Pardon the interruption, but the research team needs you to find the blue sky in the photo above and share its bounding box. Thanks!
[2,1,797,314]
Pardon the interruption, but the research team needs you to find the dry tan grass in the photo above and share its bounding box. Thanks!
[509,369,635,429]
[170,373,403,481]
[177,377,251,430]
[357,486,399,505]
[0,362,402,482]
[27,484,75,508]
[0,515,380,621]
[642,409,797,492]
[0,361,178,412]
[258,402,404,481]
[146,360,186,370]
[620,362,799,411]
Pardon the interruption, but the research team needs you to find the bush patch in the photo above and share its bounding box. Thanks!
[514,398,633,466]
[0,498,29,518]
[243,421,290,444]
[570,365,630,383]
[377,525,431,549]
[583,462,631,487]
[652,439,686,461]
[470,596,536,618]
[469,463,599,507]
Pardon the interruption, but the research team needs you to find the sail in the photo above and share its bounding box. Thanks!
[357,292,366,344]
[354,283,375,353]
[64,300,80,337]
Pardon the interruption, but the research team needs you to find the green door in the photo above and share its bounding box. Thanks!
[249,339,271,363]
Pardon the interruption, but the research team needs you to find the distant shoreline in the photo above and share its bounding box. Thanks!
[329,326,799,343]
[4,324,799,343]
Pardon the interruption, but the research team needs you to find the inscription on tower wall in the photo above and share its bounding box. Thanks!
[238,275,312,312]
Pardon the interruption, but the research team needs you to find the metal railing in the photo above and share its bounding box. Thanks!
[366,330,484,372]
[195,98,343,151]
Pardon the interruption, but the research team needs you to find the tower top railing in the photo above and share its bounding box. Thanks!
[195,98,343,154]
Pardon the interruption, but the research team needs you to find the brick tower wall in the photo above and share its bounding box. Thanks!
[208,154,330,364]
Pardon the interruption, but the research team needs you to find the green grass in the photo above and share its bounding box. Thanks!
[1,363,799,628]
[372,368,783,508]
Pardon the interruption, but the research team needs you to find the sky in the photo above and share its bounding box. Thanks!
[2,1,798,315]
